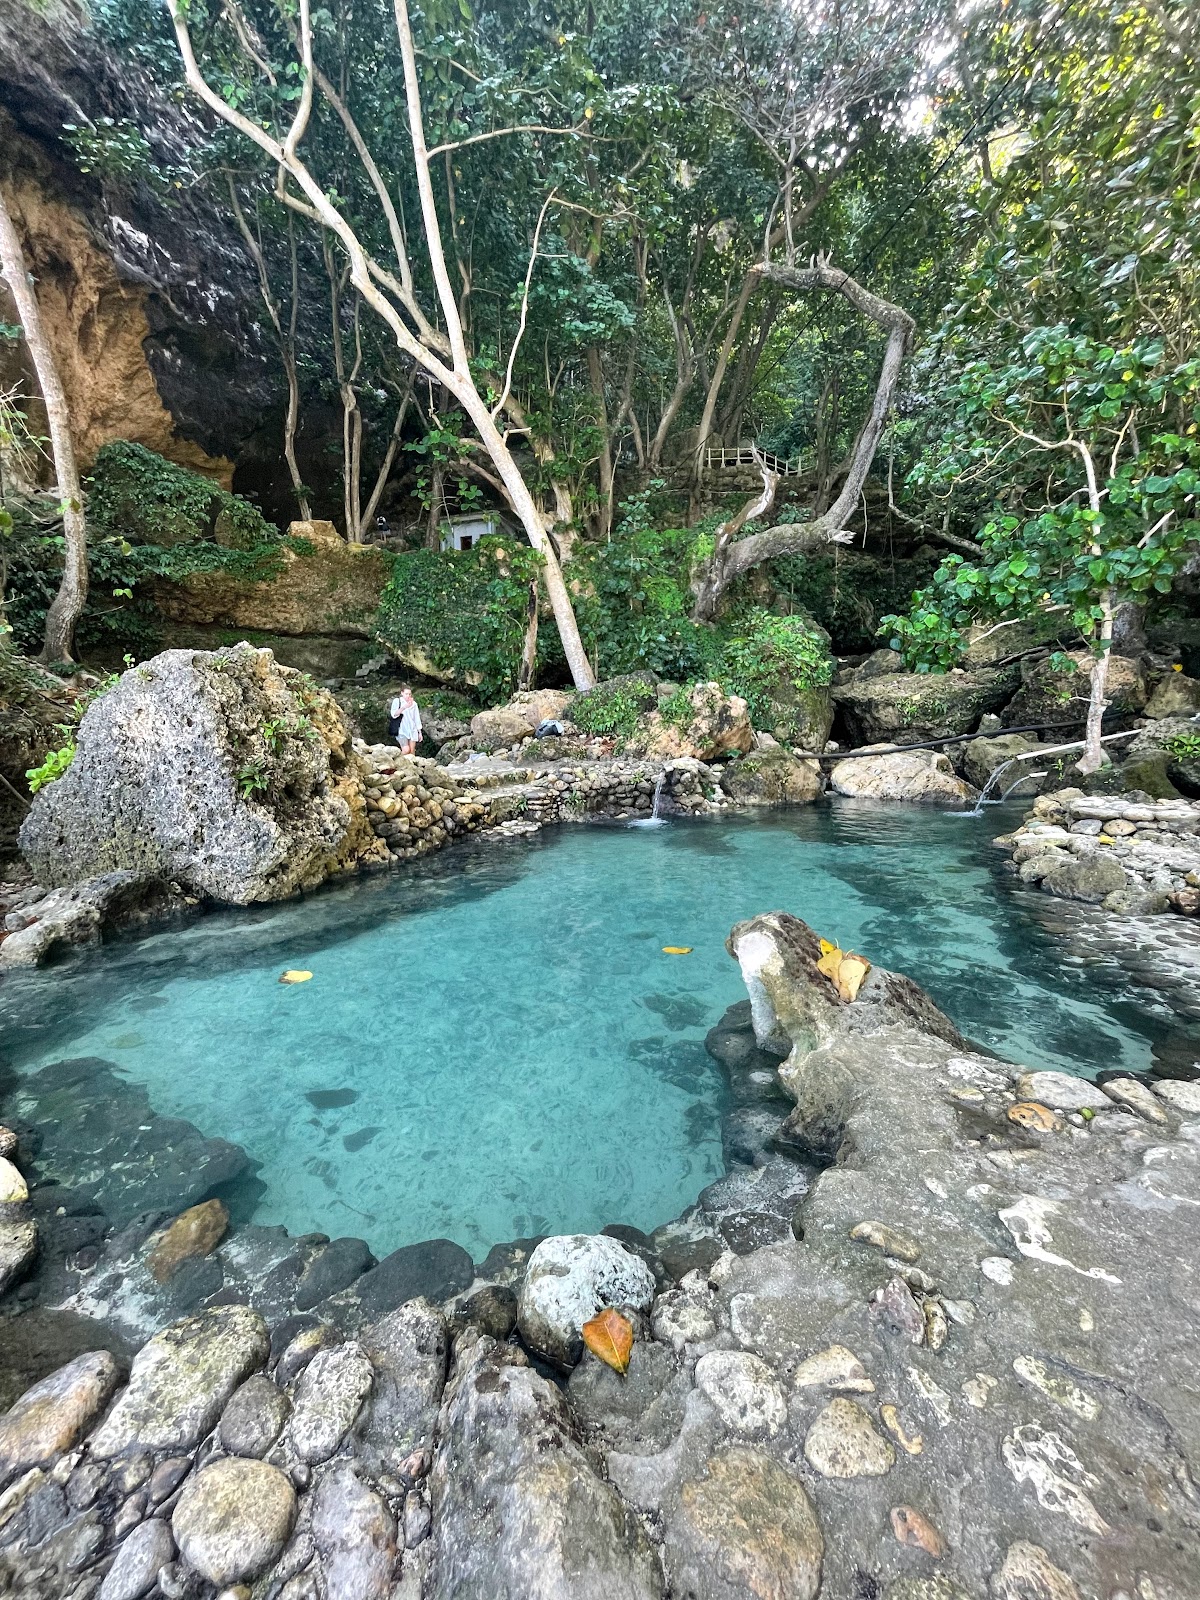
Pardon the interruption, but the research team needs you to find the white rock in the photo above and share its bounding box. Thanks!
[651,1290,718,1353]
[694,1352,786,1437]
[981,1257,1015,1286]
[1015,1071,1111,1113]
[829,748,973,804]
[287,1343,374,1463]
[0,1158,27,1204]
[1100,1077,1169,1123]
[1153,1079,1200,1115]
[517,1235,656,1369]
[791,1345,874,1394]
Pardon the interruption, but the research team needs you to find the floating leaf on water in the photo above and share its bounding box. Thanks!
[662,946,693,955]
[581,1308,634,1374]
[280,970,313,984]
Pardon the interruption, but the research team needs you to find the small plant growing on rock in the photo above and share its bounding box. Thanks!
[1164,732,1200,761]
[26,744,75,793]
[237,760,270,800]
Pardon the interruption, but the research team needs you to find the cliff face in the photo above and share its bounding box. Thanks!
[0,0,277,484]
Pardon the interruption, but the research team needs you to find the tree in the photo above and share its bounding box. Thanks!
[167,0,597,687]
[886,330,1200,770]
[0,189,89,664]
[690,258,915,619]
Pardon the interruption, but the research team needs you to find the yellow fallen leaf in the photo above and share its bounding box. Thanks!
[280,970,313,984]
[835,954,870,1002]
[581,1308,634,1374]
[662,946,693,955]
[816,939,871,1001]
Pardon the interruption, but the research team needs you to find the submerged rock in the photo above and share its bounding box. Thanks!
[517,1233,658,1369]
[19,645,383,905]
[428,1338,664,1598]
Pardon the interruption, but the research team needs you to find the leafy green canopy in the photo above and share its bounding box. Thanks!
[886,0,1200,668]
[886,330,1200,669]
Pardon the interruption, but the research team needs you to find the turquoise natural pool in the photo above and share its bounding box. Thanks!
[2,803,1195,1260]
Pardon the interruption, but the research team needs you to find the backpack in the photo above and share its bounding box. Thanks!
[387,696,402,737]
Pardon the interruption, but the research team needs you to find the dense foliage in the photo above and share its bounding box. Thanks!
[2,446,288,656]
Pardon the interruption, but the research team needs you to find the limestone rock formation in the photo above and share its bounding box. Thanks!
[829,747,974,804]
[636,682,754,762]
[20,645,385,904]
[833,665,1015,744]
[1143,671,1200,720]
[429,1337,665,1598]
[1001,649,1147,728]
[720,748,824,805]
[517,1233,658,1369]
[961,732,1043,794]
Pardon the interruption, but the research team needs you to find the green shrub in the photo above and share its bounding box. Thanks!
[375,537,544,702]
[2,446,286,656]
[1164,731,1200,761]
[87,441,274,549]
[26,744,75,793]
[716,609,833,727]
[569,673,659,738]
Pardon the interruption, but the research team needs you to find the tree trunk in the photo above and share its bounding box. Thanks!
[0,187,88,662]
[587,345,615,540]
[517,581,538,690]
[691,259,914,622]
[1078,589,1115,775]
[692,271,755,486]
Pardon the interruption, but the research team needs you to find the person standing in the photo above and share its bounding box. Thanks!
[391,686,423,754]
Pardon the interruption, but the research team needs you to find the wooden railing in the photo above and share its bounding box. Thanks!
[704,443,814,477]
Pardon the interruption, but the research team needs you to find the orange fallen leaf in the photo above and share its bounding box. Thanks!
[1007,1101,1061,1133]
[581,1308,634,1375]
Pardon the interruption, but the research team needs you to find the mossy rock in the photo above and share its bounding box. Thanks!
[833,667,1018,745]
[569,674,659,738]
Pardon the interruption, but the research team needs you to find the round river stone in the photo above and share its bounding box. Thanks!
[172,1457,296,1585]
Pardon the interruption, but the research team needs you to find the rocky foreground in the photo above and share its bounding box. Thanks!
[2,915,1198,1599]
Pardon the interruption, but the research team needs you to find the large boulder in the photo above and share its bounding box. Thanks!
[1125,717,1200,796]
[517,1234,657,1369]
[429,1338,664,1599]
[721,749,823,806]
[829,747,974,804]
[468,704,533,750]
[1144,672,1200,720]
[960,732,1043,795]
[19,645,384,903]
[636,683,753,763]
[1001,649,1147,729]
[961,612,1073,669]
[832,666,1016,744]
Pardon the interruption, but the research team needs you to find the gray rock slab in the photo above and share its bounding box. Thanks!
[98,1517,174,1600]
[90,1306,269,1457]
[0,1350,121,1487]
[428,1338,664,1598]
[311,1462,397,1600]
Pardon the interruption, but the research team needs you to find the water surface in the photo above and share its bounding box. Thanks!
[3,802,1196,1258]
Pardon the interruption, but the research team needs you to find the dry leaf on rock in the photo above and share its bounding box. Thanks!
[816,938,871,1002]
[581,1308,634,1375]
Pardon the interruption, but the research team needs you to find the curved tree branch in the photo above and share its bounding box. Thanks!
[691,256,914,621]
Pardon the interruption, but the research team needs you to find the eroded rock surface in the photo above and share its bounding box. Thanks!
[20,645,381,904]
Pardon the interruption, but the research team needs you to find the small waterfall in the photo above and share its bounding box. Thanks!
[957,756,1045,817]
[628,767,669,828]
[650,770,667,819]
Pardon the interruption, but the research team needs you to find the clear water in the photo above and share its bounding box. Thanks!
[2,803,1195,1261]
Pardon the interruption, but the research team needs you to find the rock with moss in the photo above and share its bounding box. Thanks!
[721,749,824,805]
[960,733,1043,795]
[635,683,753,762]
[1144,672,1200,721]
[19,645,385,904]
[1000,649,1146,730]
[1124,717,1200,796]
[570,674,660,738]
[832,666,1017,745]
